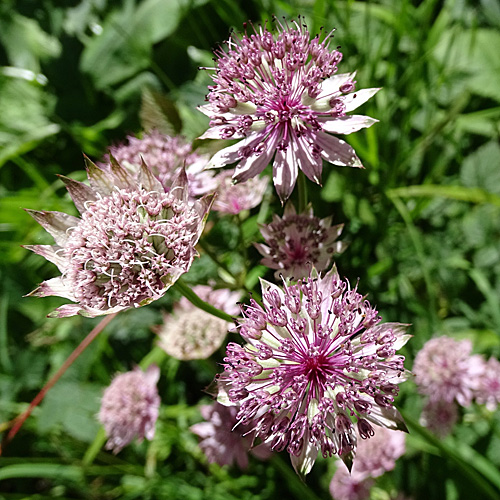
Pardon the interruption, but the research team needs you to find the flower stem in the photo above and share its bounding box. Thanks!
[0,313,117,456]
[271,455,323,500]
[401,410,500,499]
[297,171,308,213]
[173,279,235,323]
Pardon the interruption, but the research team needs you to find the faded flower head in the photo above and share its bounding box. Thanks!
[190,402,272,469]
[413,336,483,407]
[419,399,459,437]
[329,427,406,500]
[199,18,379,202]
[102,130,217,197]
[474,356,500,411]
[212,170,269,214]
[329,467,373,500]
[215,267,410,476]
[25,158,213,317]
[156,285,240,360]
[99,365,161,453]
[254,203,347,279]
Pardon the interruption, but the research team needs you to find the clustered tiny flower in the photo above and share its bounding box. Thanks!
[26,158,213,317]
[199,18,379,201]
[212,170,269,214]
[215,267,410,476]
[155,285,240,360]
[190,402,272,468]
[254,203,347,279]
[329,427,406,500]
[102,130,217,197]
[98,365,161,453]
[413,336,500,436]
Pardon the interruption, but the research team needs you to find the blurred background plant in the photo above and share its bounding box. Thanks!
[1,0,500,499]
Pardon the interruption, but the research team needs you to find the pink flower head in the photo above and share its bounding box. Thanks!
[329,427,406,500]
[25,157,214,317]
[215,267,410,476]
[190,402,272,469]
[155,285,241,360]
[419,399,459,437]
[199,18,380,202]
[212,170,269,214]
[413,336,483,407]
[99,365,161,453]
[102,130,217,197]
[329,467,373,500]
[254,203,347,279]
[474,356,500,411]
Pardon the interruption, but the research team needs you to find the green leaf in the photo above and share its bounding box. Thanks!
[80,0,184,89]
[460,142,500,195]
[434,28,500,101]
[0,76,60,168]
[0,12,61,72]
[37,381,102,442]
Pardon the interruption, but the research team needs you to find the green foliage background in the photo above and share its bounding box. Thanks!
[1,0,500,499]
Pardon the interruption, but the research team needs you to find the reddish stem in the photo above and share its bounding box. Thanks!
[0,313,117,455]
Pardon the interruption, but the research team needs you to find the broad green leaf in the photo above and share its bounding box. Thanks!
[37,380,102,442]
[0,76,60,168]
[0,12,61,72]
[80,0,184,89]
[460,142,500,195]
[434,28,500,102]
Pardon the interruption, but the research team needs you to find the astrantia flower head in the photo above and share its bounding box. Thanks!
[190,402,272,468]
[254,203,347,279]
[413,336,483,407]
[215,267,410,476]
[25,158,214,317]
[155,285,240,360]
[419,399,458,437]
[102,130,217,197]
[474,356,500,411]
[99,365,160,453]
[329,427,406,500]
[212,170,269,214]
[199,18,380,202]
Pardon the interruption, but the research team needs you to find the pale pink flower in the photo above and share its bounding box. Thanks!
[190,402,272,468]
[474,356,500,411]
[329,467,374,500]
[419,399,458,437]
[215,267,410,476]
[413,336,483,407]
[330,427,406,500]
[99,365,160,453]
[25,158,213,317]
[155,285,240,360]
[102,130,217,197]
[212,170,269,214]
[254,203,347,279]
[199,18,379,202]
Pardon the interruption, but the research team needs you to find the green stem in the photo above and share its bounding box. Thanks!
[139,345,168,371]
[297,171,308,213]
[401,410,500,500]
[271,455,323,500]
[173,279,235,323]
